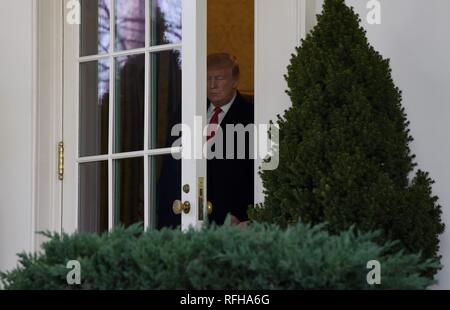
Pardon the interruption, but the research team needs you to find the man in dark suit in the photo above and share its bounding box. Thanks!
[206,53,254,227]
[157,53,254,228]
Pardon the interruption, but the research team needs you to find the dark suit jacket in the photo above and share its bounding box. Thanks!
[207,92,254,224]
[157,91,254,228]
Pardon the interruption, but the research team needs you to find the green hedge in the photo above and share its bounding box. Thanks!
[1,222,438,290]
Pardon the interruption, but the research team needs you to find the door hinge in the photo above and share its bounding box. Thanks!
[58,141,64,181]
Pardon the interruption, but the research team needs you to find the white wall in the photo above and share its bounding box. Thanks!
[314,0,450,288]
[0,0,36,272]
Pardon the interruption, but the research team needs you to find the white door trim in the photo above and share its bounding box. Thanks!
[35,0,64,247]
[31,0,38,252]
[62,0,78,233]
[181,0,207,230]
[254,0,316,204]
[62,0,208,233]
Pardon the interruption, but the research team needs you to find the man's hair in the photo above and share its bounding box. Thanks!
[207,53,240,79]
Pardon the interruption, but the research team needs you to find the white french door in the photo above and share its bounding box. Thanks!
[62,0,207,233]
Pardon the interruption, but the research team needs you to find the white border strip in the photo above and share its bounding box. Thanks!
[108,0,115,231]
[77,148,182,163]
[30,0,38,252]
[144,0,150,230]
[78,44,182,62]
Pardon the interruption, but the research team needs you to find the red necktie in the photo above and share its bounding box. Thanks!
[207,107,223,141]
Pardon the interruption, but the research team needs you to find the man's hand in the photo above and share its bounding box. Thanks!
[231,215,249,229]
[238,221,249,229]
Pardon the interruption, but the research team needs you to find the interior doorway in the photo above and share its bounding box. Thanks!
[208,0,254,103]
[206,0,255,226]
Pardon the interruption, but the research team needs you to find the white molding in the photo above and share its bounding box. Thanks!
[62,0,79,234]
[76,148,182,163]
[108,0,115,232]
[254,0,262,205]
[31,0,38,253]
[299,0,316,40]
[144,0,150,230]
[78,44,181,63]
[254,0,315,204]
[53,0,64,234]
[299,0,306,40]
[35,0,64,249]
[304,0,318,36]
[181,0,208,230]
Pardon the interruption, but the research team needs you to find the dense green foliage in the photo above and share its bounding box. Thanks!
[250,0,444,276]
[1,223,437,290]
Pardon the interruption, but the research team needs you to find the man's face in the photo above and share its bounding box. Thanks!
[207,67,239,107]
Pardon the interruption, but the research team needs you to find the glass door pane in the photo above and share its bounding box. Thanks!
[115,0,146,51]
[114,54,145,153]
[150,0,182,46]
[79,59,110,157]
[150,50,182,149]
[150,154,181,229]
[79,161,108,234]
[80,0,110,56]
[114,157,144,227]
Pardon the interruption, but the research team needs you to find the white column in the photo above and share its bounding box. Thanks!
[254,0,315,204]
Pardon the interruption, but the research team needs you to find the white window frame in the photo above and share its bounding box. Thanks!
[62,0,207,233]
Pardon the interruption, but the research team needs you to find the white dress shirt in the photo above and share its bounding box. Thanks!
[207,92,237,125]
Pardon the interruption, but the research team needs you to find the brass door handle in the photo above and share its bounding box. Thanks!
[173,200,191,215]
[207,201,213,215]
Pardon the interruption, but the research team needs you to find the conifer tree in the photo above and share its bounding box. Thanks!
[250,0,445,276]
